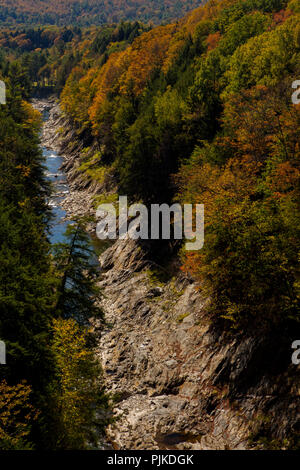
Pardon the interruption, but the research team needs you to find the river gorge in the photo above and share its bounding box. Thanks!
[32,97,299,451]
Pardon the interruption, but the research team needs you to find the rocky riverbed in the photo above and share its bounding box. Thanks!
[35,98,300,450]
[33,97,96,224]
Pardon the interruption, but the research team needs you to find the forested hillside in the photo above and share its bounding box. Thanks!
[0,0,203,26]
[3,0,297,332]
[58,0,300,330]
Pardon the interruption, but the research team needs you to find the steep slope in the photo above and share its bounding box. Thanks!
[98,239,299,450]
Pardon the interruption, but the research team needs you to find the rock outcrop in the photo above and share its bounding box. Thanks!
[97,238,299,450]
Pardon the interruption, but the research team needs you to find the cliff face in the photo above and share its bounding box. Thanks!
[97,239,299,450]
[43,100,300,451]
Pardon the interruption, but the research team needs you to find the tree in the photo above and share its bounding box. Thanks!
[53,221,103,324]
[8,62,31,100]
[0,380,38,450]
[50,318,110,450]
[176,82,300,330]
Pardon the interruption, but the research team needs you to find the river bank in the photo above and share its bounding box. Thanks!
[34,98,299,451]
[33,97,96,228]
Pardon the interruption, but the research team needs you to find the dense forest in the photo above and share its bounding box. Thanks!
[0,0,299,450]
[58,0,299,330]
[0,0,203,27]
[0,60,111,448]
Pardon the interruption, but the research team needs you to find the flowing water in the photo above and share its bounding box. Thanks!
[41,106,72,244]
[39,101,103,269]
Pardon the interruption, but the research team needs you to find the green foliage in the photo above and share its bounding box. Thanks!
[154,86,189,129]
[49,318,111,450]
[0,73,109,449]
[176,312,190,323]
[52,221,103,324]
[222,15,300,98]
[0,79,57,447]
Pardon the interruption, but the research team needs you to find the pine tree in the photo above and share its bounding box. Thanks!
[52,221,103,324]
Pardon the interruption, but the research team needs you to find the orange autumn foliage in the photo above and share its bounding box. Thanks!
[222,86,300,163]
[89,25,176,132]
[206,31,221,50]
[272,8,293,25]
[268,161,300,197]
[0,380,38,449]
[117,25,176,96]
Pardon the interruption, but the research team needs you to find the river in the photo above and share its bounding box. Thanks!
[33,98,103,278]
[39,104,72,244]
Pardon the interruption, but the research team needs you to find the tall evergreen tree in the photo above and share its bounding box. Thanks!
[53,221,103,324]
